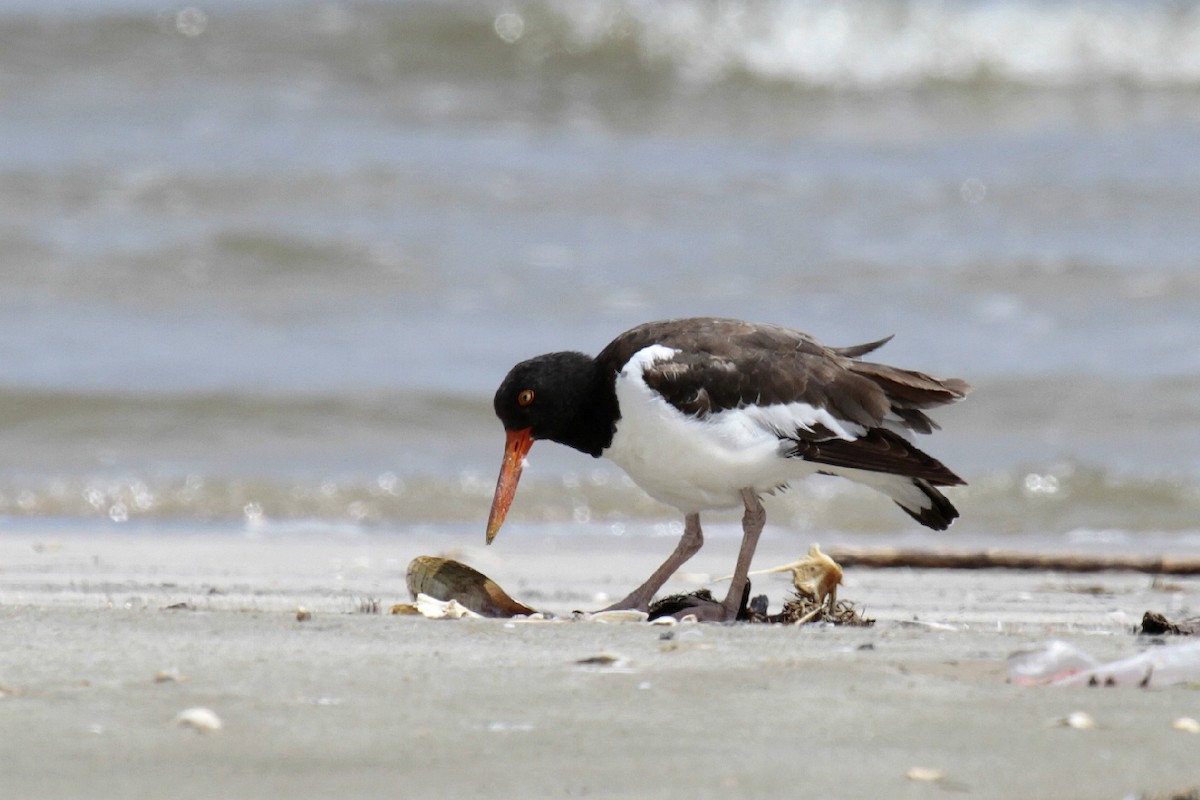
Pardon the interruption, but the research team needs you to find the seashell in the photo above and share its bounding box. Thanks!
[585,609,649,624]
[153,669,187,684]
[482,721,534,733]
[406,556,537,618]
[1172,717,1200,734]
[175,707,222,733]
[905,767,944,783]
[295,607,312,622]
[389,603,421,615]
[575,653,628,668]
[1061,711,1096,730]
[414,593,482,620]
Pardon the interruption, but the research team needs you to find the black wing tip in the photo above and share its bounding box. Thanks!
[896,480,960,531]
[790,428,965,487]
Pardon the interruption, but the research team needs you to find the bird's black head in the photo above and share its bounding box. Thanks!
[493,351,601,449]
[487,350,613,544]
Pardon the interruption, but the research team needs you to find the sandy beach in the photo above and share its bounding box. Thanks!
[7,2,1200,798]
[2,527,1198,800]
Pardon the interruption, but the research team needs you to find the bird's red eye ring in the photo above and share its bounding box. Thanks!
[517,389,535,407]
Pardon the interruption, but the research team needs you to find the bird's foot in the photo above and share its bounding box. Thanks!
[666,595,737,622]
[597,592,651,615]
[646,583,751,623]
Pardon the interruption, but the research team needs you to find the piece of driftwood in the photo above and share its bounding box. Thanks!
[825,547,1200,576]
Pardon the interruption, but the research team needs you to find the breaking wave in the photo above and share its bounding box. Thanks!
[12,0,1200,90]
[515,0,1200,89]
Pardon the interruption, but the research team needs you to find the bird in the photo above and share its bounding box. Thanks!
[485,317,969,621]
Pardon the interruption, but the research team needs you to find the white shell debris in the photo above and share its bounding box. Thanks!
[905,767,944,782]
[1172,717,1200,734]
[174,707,223,733]
[585,609,649,624]
[1060,711,1096,730]
[901,619,959,632]
[482,721,534,733]
[415,593,482,620]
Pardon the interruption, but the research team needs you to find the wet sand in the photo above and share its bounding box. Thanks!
[1,528,1198,799]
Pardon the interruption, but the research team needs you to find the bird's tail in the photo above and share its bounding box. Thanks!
[884,476,960,531]
[847,360,970,434]
[848,471,961,531]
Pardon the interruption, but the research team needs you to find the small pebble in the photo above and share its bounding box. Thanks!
[389,602,420,615]
[296,607,312,622]
[906,767,944,782]
[1172,717,1200,734]
[575,653,627,668]
[175,707,223,734]
[1062,711,1096,730]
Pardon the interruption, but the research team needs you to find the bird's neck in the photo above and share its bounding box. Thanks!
[549,358,619,458]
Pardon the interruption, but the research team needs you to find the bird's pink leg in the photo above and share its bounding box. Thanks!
[600,513,703,612]
[718,489,766,619]
[652,489,765,622]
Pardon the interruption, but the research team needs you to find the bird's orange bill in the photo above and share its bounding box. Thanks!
[486,427,534,544]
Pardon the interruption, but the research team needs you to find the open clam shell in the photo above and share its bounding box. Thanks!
[406,556,538,618]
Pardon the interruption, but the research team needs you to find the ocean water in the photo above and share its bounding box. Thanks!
[2,0,1200,545]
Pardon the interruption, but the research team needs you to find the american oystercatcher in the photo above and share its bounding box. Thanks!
[486,317,969,621]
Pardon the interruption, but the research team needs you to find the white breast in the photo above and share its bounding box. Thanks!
[601,345,844,513]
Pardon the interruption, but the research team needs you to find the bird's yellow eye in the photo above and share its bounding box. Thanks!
[517,389,535,407]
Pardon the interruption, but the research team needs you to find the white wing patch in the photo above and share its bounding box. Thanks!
[620,344,679,379]
[732,402,864,443]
